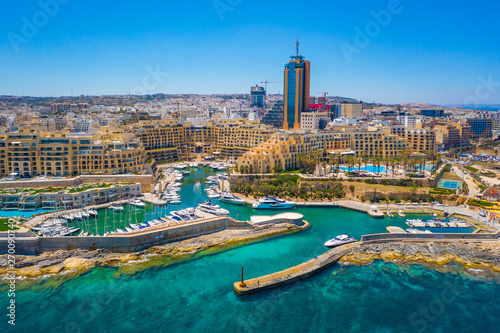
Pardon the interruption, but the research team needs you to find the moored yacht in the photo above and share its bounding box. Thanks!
[130,198,146,208]
[252,196,296,209]
[86,208,98,217]
[109,203,124,212]
[197,200,229,216]
[219,192,245,205]
[324,234,356,248]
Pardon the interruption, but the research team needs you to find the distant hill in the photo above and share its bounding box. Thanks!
[330,96,359,104]
[400,102,437,108]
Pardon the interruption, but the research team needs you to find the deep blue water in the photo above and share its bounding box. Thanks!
[446,105,500,112]
[1,166,497,332]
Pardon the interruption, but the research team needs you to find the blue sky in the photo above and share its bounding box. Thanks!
[1,0,499,105]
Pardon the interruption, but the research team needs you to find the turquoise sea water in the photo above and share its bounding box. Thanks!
[1,167,496,332]
[68,166,471,236]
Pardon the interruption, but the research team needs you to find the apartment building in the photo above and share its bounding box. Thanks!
[0,129,146,177]
[127,119,275,162]
[237,132,325,173]
[405,128,436,153]
[237,128,409,173]
[0,183,142,210]
[348,128,407,158]
[300,111,330,130]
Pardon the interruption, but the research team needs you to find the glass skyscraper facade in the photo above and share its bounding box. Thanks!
[283,47,310,130]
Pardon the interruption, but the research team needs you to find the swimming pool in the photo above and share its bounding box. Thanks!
[339,165,434,173]
[339,166,387,173]
[0,208,55,218]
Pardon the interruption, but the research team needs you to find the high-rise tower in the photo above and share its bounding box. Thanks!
[283,38,310,130]
[250,85,265,108]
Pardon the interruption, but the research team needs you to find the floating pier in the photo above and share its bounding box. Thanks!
[405,221,471,228]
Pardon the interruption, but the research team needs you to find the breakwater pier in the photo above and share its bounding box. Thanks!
[234,230,500,295]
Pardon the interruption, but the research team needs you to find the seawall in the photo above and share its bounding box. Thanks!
[234,231,500,295]
[0,217,253,255]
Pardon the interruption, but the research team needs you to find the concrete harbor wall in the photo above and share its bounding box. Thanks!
[361,230,500,242]
[0,217,253,255]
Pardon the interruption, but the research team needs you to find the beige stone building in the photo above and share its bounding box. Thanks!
[0,129,146,177]
[341,103,363,119]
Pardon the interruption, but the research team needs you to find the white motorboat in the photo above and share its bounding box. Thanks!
[207,190,221,199]
[193,162,198,167]
[169,200,181,205]
[130,198,146,208]
[174,164,188,169]
[62,213,74,221]
[197,200,229,216]
[86,208,98,217]
[219,192,245,205]
[324,234,356,248]
[109,204,124,212]
[252,196,296,209]
[80,211,90,218]
[73,212,83,219]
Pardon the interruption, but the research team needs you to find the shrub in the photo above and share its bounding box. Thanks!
[360,196,365,202]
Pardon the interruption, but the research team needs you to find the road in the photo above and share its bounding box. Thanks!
[453,164,478,198]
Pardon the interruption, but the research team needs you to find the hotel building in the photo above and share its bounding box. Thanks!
[283,39,310,130]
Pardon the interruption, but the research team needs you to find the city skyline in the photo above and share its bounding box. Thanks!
[0,0,499,105]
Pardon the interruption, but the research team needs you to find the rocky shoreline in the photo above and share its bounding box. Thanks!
[339,241,500,279]
[0,222,308,287]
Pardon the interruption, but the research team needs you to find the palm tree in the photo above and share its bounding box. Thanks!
[346,155,355,172]
[335,153,342,172]
[384,157,390,177]
[374,157,382,175]
[298,153,307,171]
[357,155,363,171]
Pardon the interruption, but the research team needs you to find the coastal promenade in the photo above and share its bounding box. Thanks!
[234,230,500,295]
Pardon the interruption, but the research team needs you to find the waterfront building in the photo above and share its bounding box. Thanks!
[0,129,146,177]
[0,183,142,210]
[283,39,310,130]
[237,127,409,173]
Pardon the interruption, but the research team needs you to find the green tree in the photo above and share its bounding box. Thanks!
[273,164,283,173]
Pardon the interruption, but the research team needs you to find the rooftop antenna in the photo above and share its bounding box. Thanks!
[296,35,299,56]
[291,36,304,60]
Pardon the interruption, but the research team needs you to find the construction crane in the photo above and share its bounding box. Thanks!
[317,92,329,105]
[316,92,330,119]
[172,102,181,119]
[261,81,281,110]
